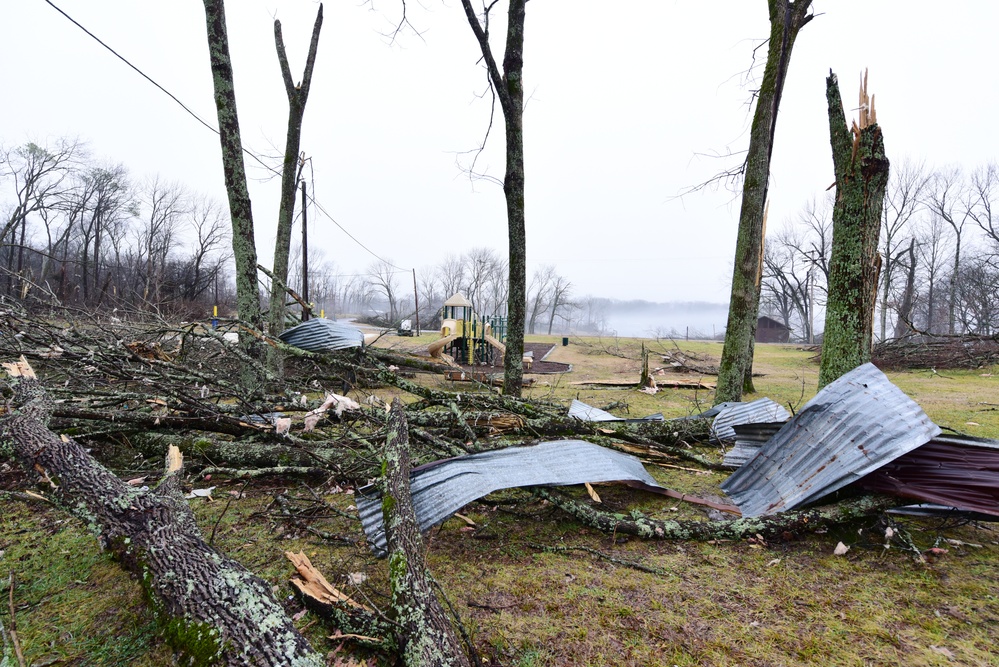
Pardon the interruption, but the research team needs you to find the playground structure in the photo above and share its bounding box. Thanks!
[428,292,508,366]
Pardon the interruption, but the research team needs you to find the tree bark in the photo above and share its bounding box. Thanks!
[269,6,323,343]
[716,0,813,402]
[0,358,322,666]
[819,72,890,387]
[202,0,263,345]
[459,0,528,398]
[380,399,473,667]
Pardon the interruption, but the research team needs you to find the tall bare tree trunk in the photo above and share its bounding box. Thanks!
[716,0,813,403]
[460,0,528,397]
[202,0,263,342]
[269,6,323,346]
[819,71,890,387]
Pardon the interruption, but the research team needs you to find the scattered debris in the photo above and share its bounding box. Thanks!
[568,399,663,423]
[569,379,716,390]
[833,542,850,556]
[721,363,941,517]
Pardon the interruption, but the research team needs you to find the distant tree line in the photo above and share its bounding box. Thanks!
[760,159,999,342]
[1,139,232,316]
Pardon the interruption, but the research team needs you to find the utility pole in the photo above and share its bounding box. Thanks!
[412,268,420,335]
[300,180,310,321]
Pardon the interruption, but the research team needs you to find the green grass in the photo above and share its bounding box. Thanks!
[3,338,999,665]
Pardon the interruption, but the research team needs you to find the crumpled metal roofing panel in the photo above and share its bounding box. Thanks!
[858,433,999,517]
[356,440,666,556]
[720,363,941,517]
[723,421,785,468]
[278,318,364,352]
[568,399,663,423]
[711,398,791,443]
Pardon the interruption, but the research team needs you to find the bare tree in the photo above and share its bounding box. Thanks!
[546,272,574,335]
[462,247,504,317]
[76,164,132,305]
[180,196,230,302]
[914,215,951,334]
[892,238,918,338]
[1,140,81,296]
[137,178,187,308]
[268,5,323,338]
[968,162,999,253]
[459,0,528,397]
[879,158,928,340]
[716,0,814,401]
[527,265,555,334]
[925,166,972,334]
[368,259,402,323]
[202,0,263,341]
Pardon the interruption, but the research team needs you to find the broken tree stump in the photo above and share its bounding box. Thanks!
[0,357,323,666]
[819,70,890,387]
[381,398,473,667]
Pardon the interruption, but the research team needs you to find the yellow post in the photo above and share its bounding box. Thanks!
[320,309,325,318]
[213,305,218,317]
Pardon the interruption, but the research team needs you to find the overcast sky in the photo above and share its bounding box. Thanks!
[4,1,998,306]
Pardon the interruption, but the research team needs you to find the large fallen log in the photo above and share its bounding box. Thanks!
[0,358,323,666]
[381,399,473,667]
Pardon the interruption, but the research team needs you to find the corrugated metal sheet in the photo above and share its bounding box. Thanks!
[722,421,785,468]
[711,398,791,443]
[720,363,941,517]
[568,399,663,423]
[857,433,999,517]
[356,440,670,556]
[278,318,364,352]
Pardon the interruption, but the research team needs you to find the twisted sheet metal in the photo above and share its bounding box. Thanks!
[723,422,785,468]
[357,440,671,556]
[568,399,663,423]
[858,433,999,517]
[710,398,791,443]
[720,363,941,517]
[278,318,364,352]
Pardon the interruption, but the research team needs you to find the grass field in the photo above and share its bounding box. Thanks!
[2,335,997,665]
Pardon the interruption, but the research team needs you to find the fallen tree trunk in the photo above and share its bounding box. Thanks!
[381,398,473,667]
[0,358,323,666]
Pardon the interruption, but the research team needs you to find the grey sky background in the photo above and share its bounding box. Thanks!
[4,1,998,309]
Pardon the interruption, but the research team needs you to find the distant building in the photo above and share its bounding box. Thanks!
[756,316,791,343]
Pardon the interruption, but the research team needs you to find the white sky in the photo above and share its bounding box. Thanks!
[4,1,998,304]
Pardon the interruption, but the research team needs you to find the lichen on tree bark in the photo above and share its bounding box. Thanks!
[716,0,813,403]
[819,72,889,387]
[202,0,263,351]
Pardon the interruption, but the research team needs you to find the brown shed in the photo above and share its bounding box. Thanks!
[756,316,791,343]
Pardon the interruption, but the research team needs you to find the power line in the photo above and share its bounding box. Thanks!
[42,0,408,272]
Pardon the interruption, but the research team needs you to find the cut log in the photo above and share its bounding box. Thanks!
[0,358,323,666]
[381,398,473,667]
